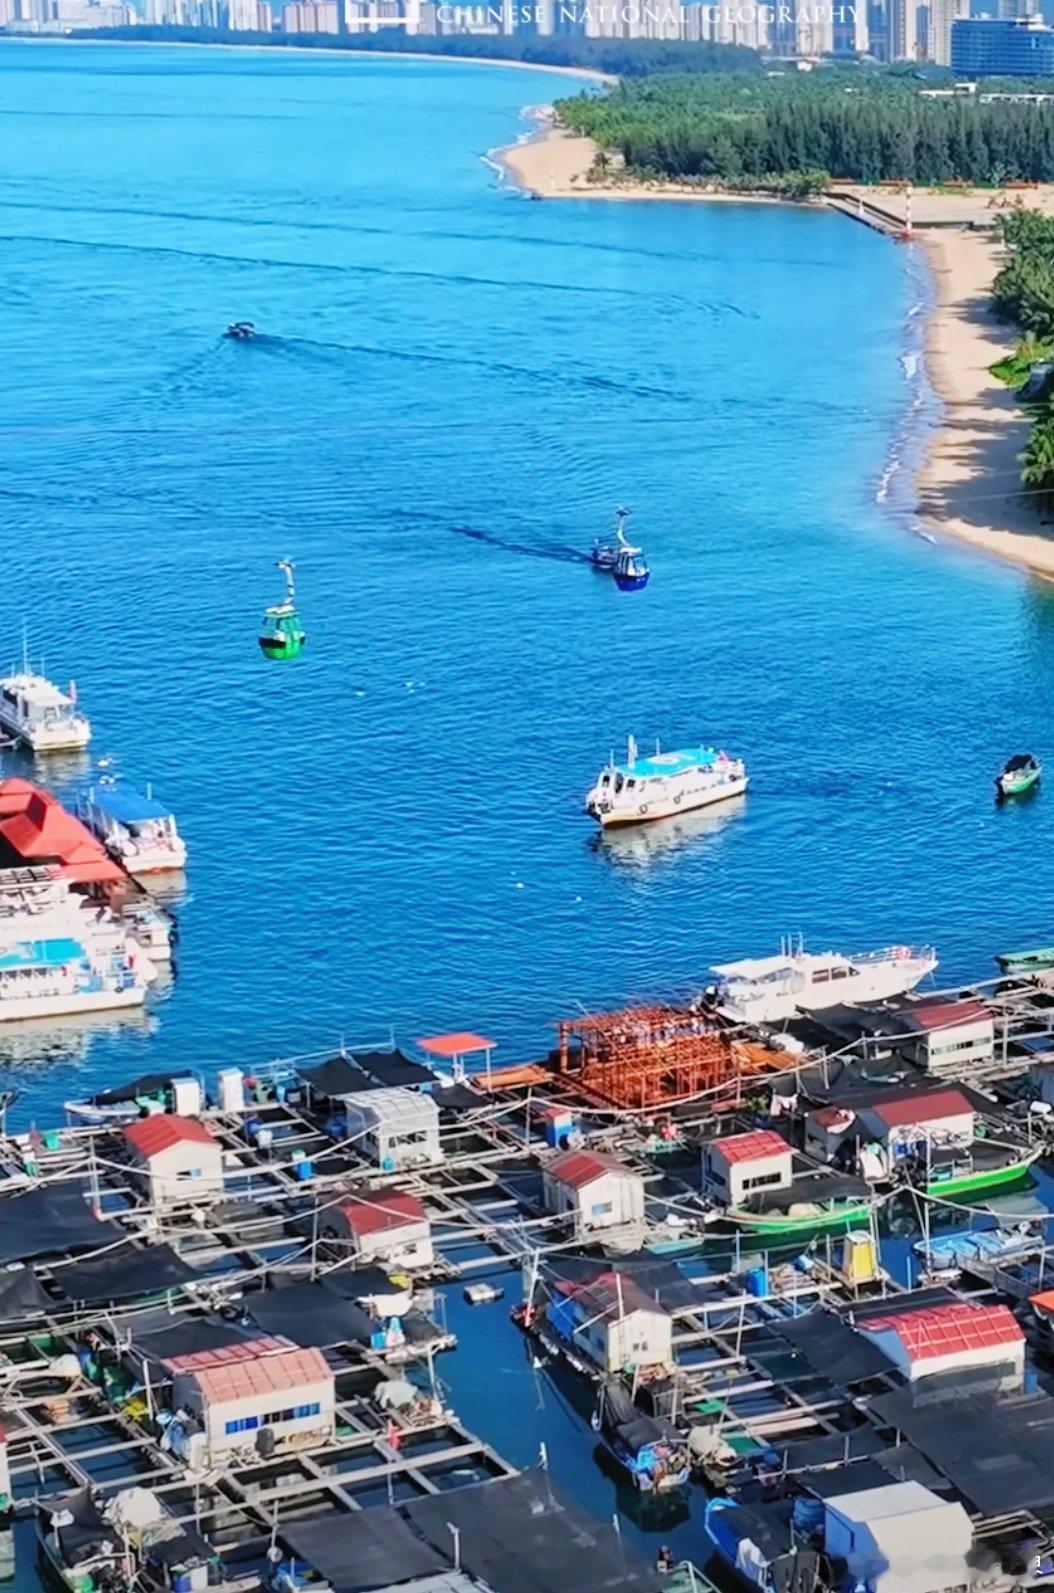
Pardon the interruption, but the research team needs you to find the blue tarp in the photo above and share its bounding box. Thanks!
[90,786,171,825]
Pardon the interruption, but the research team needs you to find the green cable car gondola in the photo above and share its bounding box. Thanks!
[259,559,306,661]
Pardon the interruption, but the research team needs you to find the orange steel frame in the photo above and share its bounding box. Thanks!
[554,1005,782,1111]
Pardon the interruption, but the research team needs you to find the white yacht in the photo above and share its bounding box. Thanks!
[0,870,155,1021]
[0,671,90,753]
[710,937,938,1026]
[76,782,187,874]
[585,736,748,827]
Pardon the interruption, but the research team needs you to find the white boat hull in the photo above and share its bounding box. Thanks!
[596,775,749,828]
[121,845,188,875]
[0,985,146,1022]
[0,714,90,753]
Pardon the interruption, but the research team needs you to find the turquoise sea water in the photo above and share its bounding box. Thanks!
[2,38,1054,1575]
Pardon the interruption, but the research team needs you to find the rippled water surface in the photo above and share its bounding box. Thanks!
[0,40,1050,1111]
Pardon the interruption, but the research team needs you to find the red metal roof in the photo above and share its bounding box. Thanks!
[548,1148,635,1189]
[0,779,123,884]
[124,1114,217,1158]
[337,1190,427,1236]
[868,1088,973,1129]
[904,1000,990,1033]
[859,1302,1023,1361]
[811,1107,854,1130]
[709,1130,790,1165]
[166,1338,331,1402]
[418,1031,495,1057]
[558,1269,668,1322]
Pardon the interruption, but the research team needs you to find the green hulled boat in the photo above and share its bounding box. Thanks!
[259,558,305,661]
[727,1172,874,1241]
[919,1142,1039,1202]
[996,944,1054,974]
[996,753,1041,800]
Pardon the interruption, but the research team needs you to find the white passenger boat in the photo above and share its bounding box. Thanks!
[0,871,154,1021]
[585,736,748,828]
[76,782,187,874]
[0,671,90,753]
[710,937,937,1026]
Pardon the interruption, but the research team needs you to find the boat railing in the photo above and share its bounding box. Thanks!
[851,944,936,966]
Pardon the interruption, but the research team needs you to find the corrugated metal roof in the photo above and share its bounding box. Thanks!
[124,1114,216,1159]
[338,1190,427,1236]
[859,1302,1023,1361]
[169,1338,331,1402]
[902,1000,990,1033]
[547,1148,636,1189]
[868,1088,973,1128]
[709,1129,791,1165]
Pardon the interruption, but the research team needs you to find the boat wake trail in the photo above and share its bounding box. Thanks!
[449,526,592,564]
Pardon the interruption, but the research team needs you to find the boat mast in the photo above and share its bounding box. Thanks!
[615,507,630,550]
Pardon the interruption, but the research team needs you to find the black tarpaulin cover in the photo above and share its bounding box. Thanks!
[281,1510,444,1591]
[0,1265,51,1321]
[352,1049,433,1089]
[0,1181,112,1264]
[90,1072,191,1107]
[131,1313,259,1361]
[244,1280,375,1346]
[299,1057,378,1098]
[57,1245,196,1304]
[406,1472,664,1592]
[544,1253,701,1312]
[773,1310,891,1385]
[870,1388,1054,1514]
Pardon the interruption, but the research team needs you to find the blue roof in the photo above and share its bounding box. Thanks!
[617,746,719,778]
[89,785,172,825]
[0,937,86,971]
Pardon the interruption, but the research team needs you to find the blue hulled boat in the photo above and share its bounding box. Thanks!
[590,507,650,591]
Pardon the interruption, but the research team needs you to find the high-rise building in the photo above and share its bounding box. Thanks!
[889,0,917,57]
[951,12,1054,71]
[925,0,967,62]
[227,0,259,27]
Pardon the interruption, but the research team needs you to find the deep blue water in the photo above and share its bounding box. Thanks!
[3,38,1054,1575]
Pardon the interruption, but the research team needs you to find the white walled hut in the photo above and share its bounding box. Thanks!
[542,1148,646,1238]
[322,1189,434,1269]
[165,1337,334,1463]
[343,1087,442,1171]
[893,999,994,1077]
[856,1300,1025,1392]
[856,1087,975,1161]
[823,1481,974,1593]
[547,1270,672,1374]
[123,1114,224,1206]
[702,1130,793,1207]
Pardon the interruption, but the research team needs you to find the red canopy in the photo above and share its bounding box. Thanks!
[0,778,123,884]
[418,1031,495,1058]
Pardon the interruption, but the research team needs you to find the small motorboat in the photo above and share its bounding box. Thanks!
[226,321,256,341]
[259,558,306,660]
[590,507,650,591]
[997,752,1041,800]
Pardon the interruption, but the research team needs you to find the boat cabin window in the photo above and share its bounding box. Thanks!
[626,779,636,791]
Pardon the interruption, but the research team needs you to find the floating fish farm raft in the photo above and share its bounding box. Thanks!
[8,952,1054,1592]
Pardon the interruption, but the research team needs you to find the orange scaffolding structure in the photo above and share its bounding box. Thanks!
[554,1003,783,1112]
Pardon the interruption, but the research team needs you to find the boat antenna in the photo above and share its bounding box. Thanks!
[276,558,296,604]
[20,621,27,676]
[615,506,630,550]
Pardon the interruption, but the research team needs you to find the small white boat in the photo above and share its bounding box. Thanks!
[711,936,937,1026]
[0,671,90,753]
[76,782,187,874]
[585,736,747,828]
[0,872,154,1022]
[464,1281,504,1304]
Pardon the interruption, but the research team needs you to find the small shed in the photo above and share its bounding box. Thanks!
[548,1270,672,1374]
[542,1149,645,1237]
[123,1114,223,1206]
[857,1301,1024,1391]
[344,1088,442,1171]
[824,1480,974,1593]
[702,1130,792,1206]
[166,1336,334,1461]
[804,1105,858,1163]
[323,1189,433,1269]
[856,1087,974,1159]
[895,1000,994,1077]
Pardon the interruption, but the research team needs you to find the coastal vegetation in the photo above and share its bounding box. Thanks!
[992,210,1054,506]
[557,70,1054,186]
[72,24,760,76]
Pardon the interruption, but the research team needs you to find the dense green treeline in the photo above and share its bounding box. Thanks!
[70,25,760,76]
[991,211,1054,505]
[557,71,1054,185]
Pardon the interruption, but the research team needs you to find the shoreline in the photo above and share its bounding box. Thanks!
[0,34,614,82]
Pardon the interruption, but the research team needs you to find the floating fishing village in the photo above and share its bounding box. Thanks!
[4,616,1054,1592]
